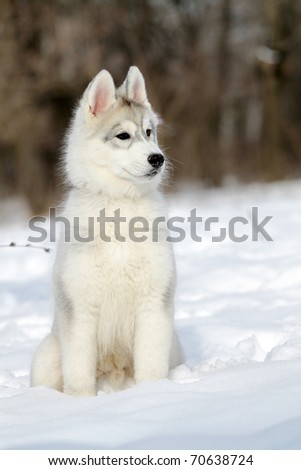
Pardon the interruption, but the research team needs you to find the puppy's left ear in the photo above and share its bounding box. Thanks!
[83,70,116,117]
[119,66,149,106]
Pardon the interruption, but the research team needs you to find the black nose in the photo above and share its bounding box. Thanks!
[148,153,164,169]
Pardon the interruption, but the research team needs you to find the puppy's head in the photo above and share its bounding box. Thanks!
[65,67,167,198]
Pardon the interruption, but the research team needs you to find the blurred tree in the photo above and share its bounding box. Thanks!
[259,0,297,180]
[0,0,301,213]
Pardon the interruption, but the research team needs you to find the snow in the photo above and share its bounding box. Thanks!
[1,180,301,450]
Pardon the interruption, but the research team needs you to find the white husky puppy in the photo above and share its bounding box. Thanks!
[30,66,183,396]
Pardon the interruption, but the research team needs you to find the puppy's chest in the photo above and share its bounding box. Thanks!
[72,201,170,293]
[95,227,158,286]
[80,202,166,258]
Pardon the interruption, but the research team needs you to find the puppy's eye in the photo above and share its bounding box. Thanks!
[116,132,131,140]
[146,129,152,137]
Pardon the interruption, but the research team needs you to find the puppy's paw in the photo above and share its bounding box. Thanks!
[64,385,96,397]
[135,368,168,384]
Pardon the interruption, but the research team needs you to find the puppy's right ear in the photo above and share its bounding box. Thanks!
[83,70,116,117]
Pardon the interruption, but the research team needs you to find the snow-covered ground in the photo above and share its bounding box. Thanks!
[1,180,301,449]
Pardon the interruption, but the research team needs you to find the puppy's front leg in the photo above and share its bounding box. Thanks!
[60,311,97,397]
[134,302,173,384]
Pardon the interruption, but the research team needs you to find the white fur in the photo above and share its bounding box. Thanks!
[30,66,184,396]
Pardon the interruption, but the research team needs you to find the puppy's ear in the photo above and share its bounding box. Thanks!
[84,70,116,116]
[119,66,149,106]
